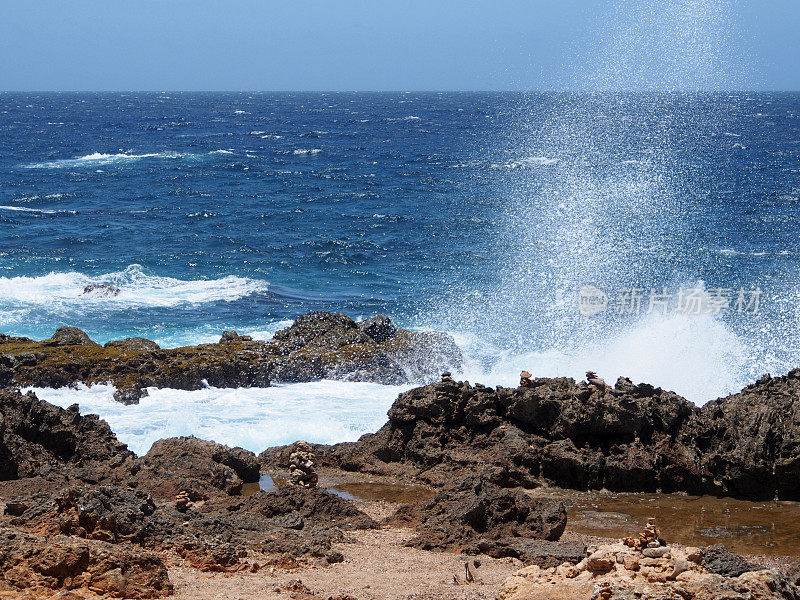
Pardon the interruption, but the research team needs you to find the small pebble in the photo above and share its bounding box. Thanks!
[642,546,671,558]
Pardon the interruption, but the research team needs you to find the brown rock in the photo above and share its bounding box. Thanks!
[0,526,172,598]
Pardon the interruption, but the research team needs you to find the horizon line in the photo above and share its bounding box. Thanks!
[2,89,800,95]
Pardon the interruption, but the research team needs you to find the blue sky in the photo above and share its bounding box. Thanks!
[1,0,798,91]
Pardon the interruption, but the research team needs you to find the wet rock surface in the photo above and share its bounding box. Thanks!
[82,283,121,297]
[0,311,462,396]
[292,371,800,500]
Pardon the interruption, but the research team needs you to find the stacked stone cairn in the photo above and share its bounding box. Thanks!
[288,441,318,488]
[175,490,191,512]
[621,517,663,551]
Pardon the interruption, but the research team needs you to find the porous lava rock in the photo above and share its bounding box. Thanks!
[0,526,172,599]
[276,370,800,500]
[295,377,701,494]
[131,436,260,501]
[0,388,134,483]
[391,475,566,558]
[679,369,800,500]
[0,312,462,399]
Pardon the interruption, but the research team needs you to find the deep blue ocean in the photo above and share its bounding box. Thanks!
[2,92,800,451]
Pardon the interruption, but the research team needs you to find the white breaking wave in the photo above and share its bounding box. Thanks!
[0,264,270,312]
[24,150,236,169]
[490,156,559,169]
[451,312,758,407]
[27,381,409,456]
[291,149,322,156]
[0,205,76,215]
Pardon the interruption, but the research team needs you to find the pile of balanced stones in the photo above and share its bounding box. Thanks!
[288,441,318,488]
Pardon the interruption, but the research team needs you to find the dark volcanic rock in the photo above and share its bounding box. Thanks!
[83,283,121,297]
[268,311,462,385]
[232,484,377,531]
[0,311,461,397]
[682,369,800,500]
[113,385,148,405]
[46,326,100,347]
[0,388,134,483]
[6,480,376,571]
[11,485,158,545]
[304,378,703,494]
[0,526,172,598]
[467,539,586,566]
[703,544,763,577]
[132,436,260,501]
[394,476,566,553]
[297,369,800,499]
[358,315,397,343]
[105,337,161,352]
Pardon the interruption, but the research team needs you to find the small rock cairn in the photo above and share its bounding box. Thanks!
[288,441,318,488]
[622,517,662,551]
[175,490,191,512]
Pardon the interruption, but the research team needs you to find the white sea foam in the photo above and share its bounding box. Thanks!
[0,205,76,215]
[27,381,409,456]
[24,150,235,169]
[292,149,322,156]
[0,264,270,313]
[452,312,751,406]
[490,156,559,169]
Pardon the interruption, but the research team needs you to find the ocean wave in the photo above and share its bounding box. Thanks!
[450,312,753,406]
[27,381,409,455]
[490,156,559,169]
[24,150,235,169]
[0,264,270,311]
[0,205,77,215]
[291,148,322,156]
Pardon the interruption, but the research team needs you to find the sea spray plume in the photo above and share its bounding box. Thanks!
[580,0,740,92]
[429,0,767,404]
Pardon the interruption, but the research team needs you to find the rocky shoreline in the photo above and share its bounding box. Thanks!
[0,312,462,403]
[264,370,800,501]
[1,312,800,598]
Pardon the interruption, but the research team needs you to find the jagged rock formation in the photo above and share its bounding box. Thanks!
[0,389,380,596]
[0,312,462,401]
[289,377,699,492]
[266,370,800,500]
[679,370,800,500]
[0,388,135,483]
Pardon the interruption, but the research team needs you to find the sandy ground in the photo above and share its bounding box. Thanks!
[169,526,522,600]
[164,470,800,600]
